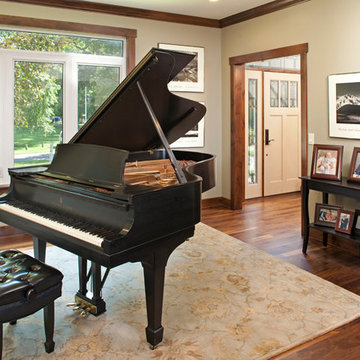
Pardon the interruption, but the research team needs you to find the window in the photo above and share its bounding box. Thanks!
[0,28,126,178]
[248,78,258,185]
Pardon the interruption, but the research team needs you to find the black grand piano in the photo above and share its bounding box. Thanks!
[0,48,215,347]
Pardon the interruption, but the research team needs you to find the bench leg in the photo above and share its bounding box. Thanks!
[43,302,55,353]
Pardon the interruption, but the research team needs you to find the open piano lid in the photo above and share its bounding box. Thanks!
[70,48,206,151]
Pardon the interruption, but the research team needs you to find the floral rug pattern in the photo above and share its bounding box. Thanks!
[3,223,360,359]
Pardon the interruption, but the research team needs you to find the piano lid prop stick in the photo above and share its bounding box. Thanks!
[136,81,187,184]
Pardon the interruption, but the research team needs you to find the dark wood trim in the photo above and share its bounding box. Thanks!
[0,14,136,72]
[0,14,136,38]
[300,52,308,177]
[3,0,220,28]
[2,0,309,28]
[229,43,308,210]
[230,43,308,66]
[220,0,310,28]
[202,197,231,209]
[230,64,246,210]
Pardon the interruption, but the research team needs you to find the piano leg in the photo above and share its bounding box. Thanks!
[33,236,46,262]
[142,249,172,348]
[140,231,191,348]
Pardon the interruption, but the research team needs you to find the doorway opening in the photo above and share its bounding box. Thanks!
[245,56,301,199]
[229,43,308,209]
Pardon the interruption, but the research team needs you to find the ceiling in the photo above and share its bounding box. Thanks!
[85,0,274,19]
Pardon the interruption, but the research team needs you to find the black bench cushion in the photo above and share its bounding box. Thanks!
[0,250,63,306]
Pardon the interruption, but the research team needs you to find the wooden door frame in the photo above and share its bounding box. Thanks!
[229,43,308,209]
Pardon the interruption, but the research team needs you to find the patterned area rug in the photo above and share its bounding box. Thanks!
[3,223,360,359]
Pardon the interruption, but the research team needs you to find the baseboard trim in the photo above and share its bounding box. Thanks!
[202,197,231,209]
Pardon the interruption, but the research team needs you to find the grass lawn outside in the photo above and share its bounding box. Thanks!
[14,125,62,154]
[14,125,62,167]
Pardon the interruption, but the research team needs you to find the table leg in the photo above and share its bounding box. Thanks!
[322,192,329,246]
[302,180,310,253]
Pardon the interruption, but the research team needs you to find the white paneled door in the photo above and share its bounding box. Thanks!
[263,72,301,196]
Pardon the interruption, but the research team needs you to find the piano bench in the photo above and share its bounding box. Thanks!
[0,249,63,359]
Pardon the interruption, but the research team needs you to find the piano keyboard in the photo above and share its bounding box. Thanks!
[0,201,120,247]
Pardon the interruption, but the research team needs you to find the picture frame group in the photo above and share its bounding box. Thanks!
[314,203,360,235]
[311,145,360,183]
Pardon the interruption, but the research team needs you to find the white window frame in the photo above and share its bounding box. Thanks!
[0,34,126,186]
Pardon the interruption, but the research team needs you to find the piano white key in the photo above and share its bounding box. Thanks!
[0,203,103,247]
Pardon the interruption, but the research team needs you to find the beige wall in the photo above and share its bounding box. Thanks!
[221,0,360,212]
[0,2,222,198]
[3,0,360,208]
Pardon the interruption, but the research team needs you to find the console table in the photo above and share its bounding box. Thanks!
[301,176,360,253]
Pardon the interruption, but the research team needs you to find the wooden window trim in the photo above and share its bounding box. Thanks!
[0,14,137,73]
[229,43,308,210]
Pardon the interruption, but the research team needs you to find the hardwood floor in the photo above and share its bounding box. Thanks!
[1,192,360,358]
[201,192,360,360]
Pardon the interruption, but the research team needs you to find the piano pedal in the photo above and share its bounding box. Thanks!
[80,307,92,318]
[66,299,97,317]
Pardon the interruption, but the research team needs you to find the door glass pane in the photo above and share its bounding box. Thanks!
[290,81,298,108]
[280,80,289,107]
[14,61,63,167]
[248,79,258,185]
[78,65,120,128]
[270,80,279,107]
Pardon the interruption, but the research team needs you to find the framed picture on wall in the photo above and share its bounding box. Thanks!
[158,43,204,92]
[348,147,360,182]
[310,144,343,181]
[328,72,360,139]
[170,115,205,148]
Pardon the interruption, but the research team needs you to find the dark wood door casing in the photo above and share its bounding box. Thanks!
[229,43,308,210]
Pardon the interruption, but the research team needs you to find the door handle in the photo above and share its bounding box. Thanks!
[265,129,274,145]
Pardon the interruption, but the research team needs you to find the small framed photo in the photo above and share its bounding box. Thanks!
[329,72,360,139]
[311,144,343,181]
[314,203,342,228]
[348,147,360,182]
[354,209,360,235]
[158,43,204,92]
[335,209,355,234]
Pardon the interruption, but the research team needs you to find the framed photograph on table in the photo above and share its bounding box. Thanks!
[353,209,360,235]
[335,209,355,234]
[158,43,204,92]
[314,203,342,228]
[311,144,343,181]
[348,147,360,182]
[328,72,360,139]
